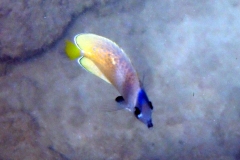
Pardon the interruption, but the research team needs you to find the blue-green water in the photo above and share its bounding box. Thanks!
[0,0,240,159]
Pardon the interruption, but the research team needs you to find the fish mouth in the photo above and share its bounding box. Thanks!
[147,119,153,128]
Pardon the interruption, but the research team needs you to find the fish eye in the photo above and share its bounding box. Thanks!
[134,107,141,118]
[148,101,153,110]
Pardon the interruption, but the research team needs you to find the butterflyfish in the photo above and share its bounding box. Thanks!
[65,33,154,128]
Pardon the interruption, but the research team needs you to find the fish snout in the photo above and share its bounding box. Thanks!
[147,119,153,128]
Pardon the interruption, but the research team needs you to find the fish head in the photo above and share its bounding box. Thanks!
[134,89,153,128]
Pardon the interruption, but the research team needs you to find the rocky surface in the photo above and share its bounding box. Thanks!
[0,0,113,60]
[0,0,240,159]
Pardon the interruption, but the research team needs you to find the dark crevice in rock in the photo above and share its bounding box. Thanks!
[48,145,70,160]
[0,0,118,65]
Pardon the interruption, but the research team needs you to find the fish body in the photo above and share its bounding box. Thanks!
[65,34,153,128]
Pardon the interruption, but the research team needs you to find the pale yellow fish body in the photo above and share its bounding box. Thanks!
[75,34,140,109]
[65,34,153,128]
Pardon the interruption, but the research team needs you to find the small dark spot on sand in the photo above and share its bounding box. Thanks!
[178,140,184,145]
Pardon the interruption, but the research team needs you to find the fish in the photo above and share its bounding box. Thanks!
[65,33,153,128]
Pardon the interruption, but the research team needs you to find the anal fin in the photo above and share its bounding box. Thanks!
[79,57,111,84]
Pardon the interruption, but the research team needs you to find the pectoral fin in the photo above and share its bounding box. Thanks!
[79,57,111,84]
[115,96,124,103]
[115,96,130,111]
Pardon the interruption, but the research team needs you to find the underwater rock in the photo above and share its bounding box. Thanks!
[0,102,40,159]
[0,0,113,61]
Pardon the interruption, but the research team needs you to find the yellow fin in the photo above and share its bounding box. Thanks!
[65,40,81,60]
[79,57,111,84]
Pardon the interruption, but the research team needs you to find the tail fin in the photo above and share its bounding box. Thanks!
[65,40,81,60]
